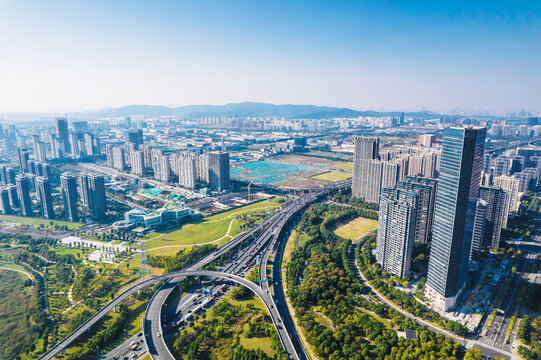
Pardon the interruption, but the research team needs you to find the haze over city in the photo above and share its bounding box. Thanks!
[0,0,540,113]
[0,2,540,360]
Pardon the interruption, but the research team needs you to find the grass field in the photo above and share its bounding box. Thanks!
[311,171,352,182]
[333,216,378,241]
[144,198,282,254]
[0,215,83,229]
[334,161,354,171]
[0,270,34,359]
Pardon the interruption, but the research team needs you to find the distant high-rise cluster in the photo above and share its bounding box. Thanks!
[105,140,231,192]
[352,136,440,204]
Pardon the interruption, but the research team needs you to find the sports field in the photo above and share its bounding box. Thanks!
[311,171,352,182]
[334,161,354,171]
[144,198,282,255]
[333,216,378,241]
[0,215,83,229]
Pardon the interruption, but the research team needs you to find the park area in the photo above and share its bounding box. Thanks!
[144,197,283,256]
[333,216,378,241]
[231,154,353,188]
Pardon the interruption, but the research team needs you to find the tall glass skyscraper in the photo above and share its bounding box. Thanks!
[425,126,486,311]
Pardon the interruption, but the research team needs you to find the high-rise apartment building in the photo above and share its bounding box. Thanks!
[105,144,114,167]
[35,176,54,219]
[130,150,145,176]
[196,153,210,183]
[88,174,106,220]
[425,126,486,311]
[16,174,33,217]
[470,186,506,261]
[0,187,12,214]
[112,146,126,171]
[493,175,520,226]
[470,199,488,262]
[17,147,29,173]
[397,176,437,243]
[352,137,380,199]
[61,173,79,222]
[178,154,197,189]
[78,174,91,206]
[155,155,171,183]
[7,184,19,208]
[209,151,230,191]
[376,187,418,277]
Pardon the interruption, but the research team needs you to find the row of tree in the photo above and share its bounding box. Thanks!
[285,203,465,360]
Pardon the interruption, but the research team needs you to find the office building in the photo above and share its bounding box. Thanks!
[16,174,33,217]
[352,137,380,199]
[209,151,230,191]
[425,126,486,311]
[88,174,106,220]
[397,176,437,243]
[56,117,70,154]
[376,187,418,277]
[35,176,54,219]
[61,173,79,222]
[0,187,12,214]
[73,121,88,132]
[126,129,143,150]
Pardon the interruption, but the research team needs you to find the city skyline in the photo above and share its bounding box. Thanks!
[0,1,540,113]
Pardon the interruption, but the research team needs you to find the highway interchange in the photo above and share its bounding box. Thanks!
[39,180,350,360]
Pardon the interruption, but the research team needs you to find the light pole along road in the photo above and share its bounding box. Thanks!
[38,180,351,360]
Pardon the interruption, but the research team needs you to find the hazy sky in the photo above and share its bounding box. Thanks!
[0,0,539,113]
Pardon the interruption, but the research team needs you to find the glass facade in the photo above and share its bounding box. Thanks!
[426,127,486,301]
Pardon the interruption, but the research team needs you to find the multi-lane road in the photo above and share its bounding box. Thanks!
[144,188,330,360]
[39,179,350,360]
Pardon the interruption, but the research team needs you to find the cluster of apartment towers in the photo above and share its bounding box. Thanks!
[104,128,231,192]
[352,128,522,312]
[0,161,105,223]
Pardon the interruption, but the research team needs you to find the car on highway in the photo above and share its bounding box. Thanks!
[157,332,161,337]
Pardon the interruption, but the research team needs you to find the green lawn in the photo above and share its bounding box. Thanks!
[53,247,86,257]
[144,198,282,253]
[334,161,354,171]
[0,270,34,359]
[0,215,83,229]
[311,171,352,182]
[333,216,378,241]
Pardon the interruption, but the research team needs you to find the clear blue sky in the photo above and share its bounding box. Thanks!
[0,0,539,113]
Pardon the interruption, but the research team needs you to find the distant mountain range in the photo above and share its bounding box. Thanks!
[83,102,442,119]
